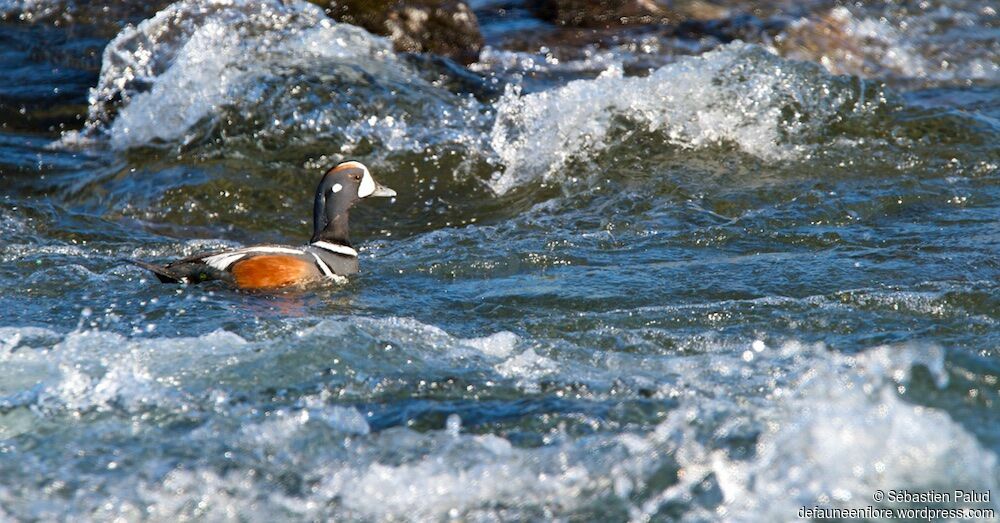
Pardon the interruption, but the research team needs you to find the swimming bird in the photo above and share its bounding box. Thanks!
[133,161,395,289]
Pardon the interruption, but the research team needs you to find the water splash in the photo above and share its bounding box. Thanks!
[488,43,881,194]
[2,324,991,521]
[67,0,475,152]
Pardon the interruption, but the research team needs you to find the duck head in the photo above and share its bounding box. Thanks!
[312,161,395,245]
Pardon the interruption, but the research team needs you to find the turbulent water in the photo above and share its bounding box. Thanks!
[1,0,999,520]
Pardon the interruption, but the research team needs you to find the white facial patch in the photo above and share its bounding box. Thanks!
[357,165,375,198]
[331,183,343,193]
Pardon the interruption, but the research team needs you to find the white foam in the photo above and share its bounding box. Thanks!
[464,330,519,358]
[330,433,583,520]
[0,317,993,521]
[495,348,558,392]
[107,19,241,149]
[488,43,859,194]
[0,326,56,352]
[298,316,517,361]
[2,327,249,414]
[630,341,997,520]
[70,0,426,150]
[239,405,370,446]
[142,339,992,521]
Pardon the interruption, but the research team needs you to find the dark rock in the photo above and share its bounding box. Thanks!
[528,0,816,29]
[530,0,678,28]
[309,0,484,64]
[673,14,788,43]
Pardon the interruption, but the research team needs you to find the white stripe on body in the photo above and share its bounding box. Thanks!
[202,246,308,271]
[309,252,335,277]
[309,252,349,284]
[203,252,245,271]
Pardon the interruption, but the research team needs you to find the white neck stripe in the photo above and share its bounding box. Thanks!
[311,241,358,257]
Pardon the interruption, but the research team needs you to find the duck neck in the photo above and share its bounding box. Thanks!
[313,210,351,246]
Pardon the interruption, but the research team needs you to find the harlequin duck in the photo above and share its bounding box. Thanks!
[133,161,395,289]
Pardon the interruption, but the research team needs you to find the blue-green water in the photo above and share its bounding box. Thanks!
[1,0,998,520]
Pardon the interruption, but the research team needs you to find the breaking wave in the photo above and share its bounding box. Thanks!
[70,0,478,153]
[487,43,888,194]
[1,318,994,520]
[63,0,915,198]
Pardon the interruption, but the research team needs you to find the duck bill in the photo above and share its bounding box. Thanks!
[370,182,396,198]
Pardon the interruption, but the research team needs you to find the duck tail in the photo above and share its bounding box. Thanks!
[124,258,185,283]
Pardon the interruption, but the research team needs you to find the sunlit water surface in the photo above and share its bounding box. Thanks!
[1,0,998,520]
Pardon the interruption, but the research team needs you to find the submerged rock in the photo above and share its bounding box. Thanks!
[769,4,1000,86]
[310,0,484,64]
[673,13,787,43]
[530,0,677,27]
[526,0,811,29]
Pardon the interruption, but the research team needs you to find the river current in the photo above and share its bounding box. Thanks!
[0,0,998,520]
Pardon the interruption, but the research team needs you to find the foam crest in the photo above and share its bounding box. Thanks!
[1,327,249,414]
[239,404,370,445]
[120,426,589,521]
[300,316,518,360]
[495,348,559,392]
[330,432,585,520]
[178,340,993,520]
[0,316,520,419]
[0,322,994,521]
[70,0,463,151]
[0,326,57,352]
[488,43,870,194]
[632,341,996,520]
